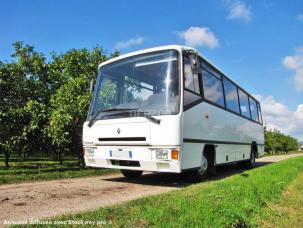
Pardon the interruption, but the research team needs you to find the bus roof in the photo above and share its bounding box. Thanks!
[98,45,194,69]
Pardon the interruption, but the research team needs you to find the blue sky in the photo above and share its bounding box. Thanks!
[1,0,303,140]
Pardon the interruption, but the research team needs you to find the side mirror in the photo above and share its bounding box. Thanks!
[89,79,94,94]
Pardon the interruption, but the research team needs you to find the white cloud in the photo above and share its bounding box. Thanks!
[226,1,252,22]
[255,94,303,141]
[297,13,303,21]
[114,37,144,50]
[282,47,303,91]
[177,27,219,49]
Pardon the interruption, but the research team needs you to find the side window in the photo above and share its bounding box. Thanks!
[202,69,225,107]
[183,55,202,108]
[249,97,258,122]
[257,103,263,124]
[201,62,221,79]
[238,89,251,118]
[223,78,240,113]
[184,90,202,108]
[184,56,200,94]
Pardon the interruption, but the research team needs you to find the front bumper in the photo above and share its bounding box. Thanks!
[84,145,181,173]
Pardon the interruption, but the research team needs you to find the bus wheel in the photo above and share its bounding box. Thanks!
[120,170,143,179]
[238,150,256,168]
[190,154,209,181]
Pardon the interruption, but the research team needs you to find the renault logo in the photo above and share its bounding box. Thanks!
[117,128,121,134]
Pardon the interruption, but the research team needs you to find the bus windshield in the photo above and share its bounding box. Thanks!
[89,50,180,120]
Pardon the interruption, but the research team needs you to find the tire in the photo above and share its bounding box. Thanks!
[120,169,143,179]
[238,150,256,168]
[188,154,209,181]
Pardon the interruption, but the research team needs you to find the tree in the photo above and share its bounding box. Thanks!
[0,42,118,168]
[0,60,29,167]
[265,127,299,154]
[46,47,109,166]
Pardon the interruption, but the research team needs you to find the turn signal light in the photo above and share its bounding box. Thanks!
[171,149,179,160]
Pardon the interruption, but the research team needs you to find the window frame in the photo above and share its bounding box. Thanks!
[238,88,252,119]
[257,102,263,124]
[249,96,259,122]
[182,53,203,110]
[89,49,182,119]
[223,77,240,114]
[201,68,226,108]
[183,55,202,95]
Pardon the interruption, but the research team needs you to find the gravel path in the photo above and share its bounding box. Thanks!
[0,153,302,224]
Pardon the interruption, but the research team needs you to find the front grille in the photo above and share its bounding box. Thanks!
[99,137,146,142]
[110,160,140,167]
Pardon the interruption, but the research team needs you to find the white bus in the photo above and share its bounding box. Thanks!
[83,45,264,179]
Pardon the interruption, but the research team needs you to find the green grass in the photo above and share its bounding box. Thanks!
[258,172,303,227]
[0,155,116,185]
[42,156,303,227]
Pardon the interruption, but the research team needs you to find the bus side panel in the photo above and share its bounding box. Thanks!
[258,145,265,157]
[182,143,251,167]
[234,145,251,161]
[215,144,250,164]
[183,102,264,167]
[181,142,204,170]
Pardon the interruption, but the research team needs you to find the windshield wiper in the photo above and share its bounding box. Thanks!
[87,108,138,127]
[102,108,138,112]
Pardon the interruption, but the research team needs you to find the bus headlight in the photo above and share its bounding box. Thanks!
[155,149,169,160]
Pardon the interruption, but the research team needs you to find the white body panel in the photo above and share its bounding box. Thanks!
[182,102,264,169]
[83,45,265,173]
[83,115,182,146]
[83,114,182,173]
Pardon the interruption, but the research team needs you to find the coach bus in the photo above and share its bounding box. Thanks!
[83,45,264,179]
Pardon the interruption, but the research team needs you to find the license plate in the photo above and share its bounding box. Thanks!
[110,150,132,159]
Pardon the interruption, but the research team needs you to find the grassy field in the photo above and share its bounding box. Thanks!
[258,172,303,227]
[45,156,303,227]
[0,155,116,185]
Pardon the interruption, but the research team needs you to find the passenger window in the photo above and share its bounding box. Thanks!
[202,69,225,107]
[201,62,221,80]
[184,56,200,94]
[238,89,251,118]
[223,78,240,113]
[257,103,263,124]
[184,90,202,108]
[249,97,258,122]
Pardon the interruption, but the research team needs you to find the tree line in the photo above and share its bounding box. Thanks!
[265,127,299,154]
[0,42,119,168]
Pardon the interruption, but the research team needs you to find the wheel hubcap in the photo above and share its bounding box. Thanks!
[198,155,208,175]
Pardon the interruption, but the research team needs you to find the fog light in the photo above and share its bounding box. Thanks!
[156,149,169,160]
[84,148,95,158]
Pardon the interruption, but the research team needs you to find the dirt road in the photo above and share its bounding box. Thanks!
[0,153,302,224]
